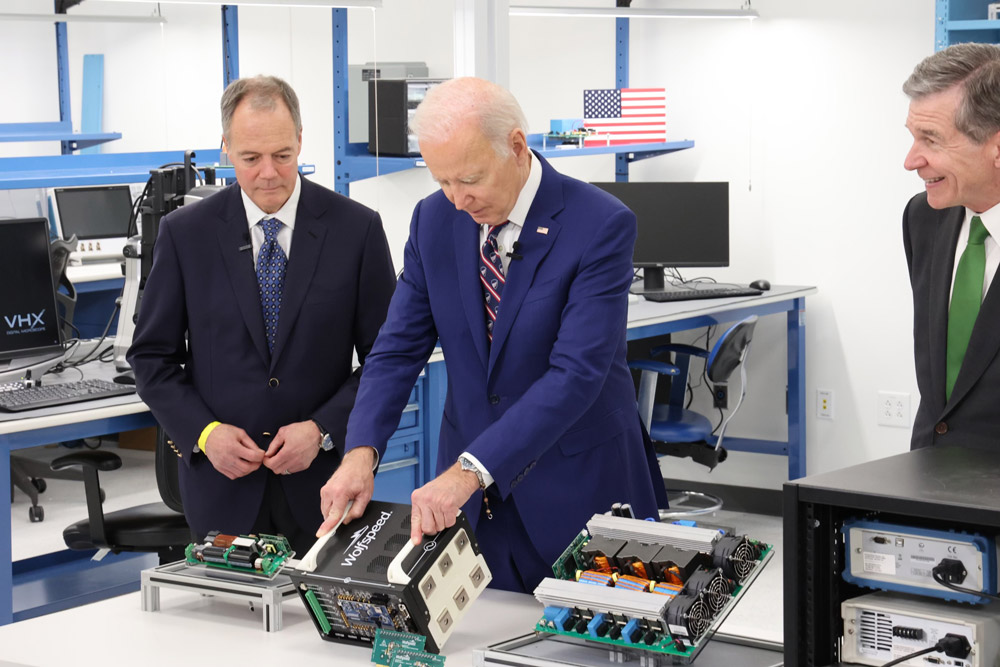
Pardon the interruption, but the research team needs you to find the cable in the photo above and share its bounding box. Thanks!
[932,563,1000,602]
[879,646,937,667]
[880,634,970,666]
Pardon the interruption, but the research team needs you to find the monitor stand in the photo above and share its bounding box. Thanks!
[630,267,677,295]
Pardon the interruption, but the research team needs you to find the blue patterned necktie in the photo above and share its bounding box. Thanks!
[256,217,287,352]
[480,221,509,344]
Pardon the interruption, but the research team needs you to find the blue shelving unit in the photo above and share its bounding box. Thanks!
[936,1,1000,49]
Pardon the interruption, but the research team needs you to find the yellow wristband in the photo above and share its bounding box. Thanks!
[198,421,221,453]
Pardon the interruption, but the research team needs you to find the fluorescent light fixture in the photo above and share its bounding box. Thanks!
[509,5,758,20]
[94,0,381,7]
[0,12,166,23]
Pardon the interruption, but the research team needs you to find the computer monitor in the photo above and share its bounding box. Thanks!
[50,184,134,262]
[0,218,65,384]
[590,181,729,292]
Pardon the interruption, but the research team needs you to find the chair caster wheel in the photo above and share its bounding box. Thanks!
[31,478,47,494]
[29,505,44,523]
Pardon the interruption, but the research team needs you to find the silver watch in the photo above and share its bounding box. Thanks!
[458,454,485,487]
[315,420,334,452]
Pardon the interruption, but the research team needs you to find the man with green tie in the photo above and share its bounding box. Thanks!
[902,43,1000,450]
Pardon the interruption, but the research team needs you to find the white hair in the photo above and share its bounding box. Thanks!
[410,77,529,158]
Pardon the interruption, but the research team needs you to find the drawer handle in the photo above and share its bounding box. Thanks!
[379,457,419,472]
[402,403,419,414]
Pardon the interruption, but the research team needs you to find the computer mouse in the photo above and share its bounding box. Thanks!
[113,372,136,385]
[749,279,771,291]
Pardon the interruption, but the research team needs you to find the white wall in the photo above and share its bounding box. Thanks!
[0,0,937,486]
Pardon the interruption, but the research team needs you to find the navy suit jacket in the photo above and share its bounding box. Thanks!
[345,153,661,564]
[904,192,1000,450]
[128,178,396,538]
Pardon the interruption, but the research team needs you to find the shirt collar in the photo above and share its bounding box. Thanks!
[966,203,1000,241]
[241,174,302,230]
[504,152,541,231]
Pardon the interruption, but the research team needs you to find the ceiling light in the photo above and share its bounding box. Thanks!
[94,0,381,7]
[0,12,166,23]
[509,5,758,20]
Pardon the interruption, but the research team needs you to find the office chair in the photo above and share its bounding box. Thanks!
[9,235,84,522]
[630,315,758,517]
[52,427,192,563]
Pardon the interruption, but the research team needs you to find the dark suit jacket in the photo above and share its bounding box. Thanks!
[345,153,661,566]
[128,178,395,538]
[904,191,1000,450]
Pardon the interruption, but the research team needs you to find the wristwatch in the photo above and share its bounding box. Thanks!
[314,420,334,452]
[458,454,493,520]
[458,454,485,487]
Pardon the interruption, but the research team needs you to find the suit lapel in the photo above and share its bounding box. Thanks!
[455,215,490,372]
[216,188,270,366]
[488,154,564,377]
[269,183,327,370]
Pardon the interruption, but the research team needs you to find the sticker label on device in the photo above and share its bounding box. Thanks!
[863,552,896,574]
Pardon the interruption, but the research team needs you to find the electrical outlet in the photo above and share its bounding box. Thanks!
[877,391,911,428]
[817,389,833,419]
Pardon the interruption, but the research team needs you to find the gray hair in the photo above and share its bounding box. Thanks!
[409,77,529,158]
[221,75,302,142]
[903,43,1000,143]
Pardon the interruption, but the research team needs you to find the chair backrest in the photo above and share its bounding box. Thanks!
[707,316,758,384]
[155,428,184,513]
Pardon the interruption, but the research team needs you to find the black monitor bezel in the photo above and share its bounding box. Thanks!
[52,184,134,241]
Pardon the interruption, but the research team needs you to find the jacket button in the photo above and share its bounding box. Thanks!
[269,378,279,388]
[489,394,500,405]
[935,421,948,435]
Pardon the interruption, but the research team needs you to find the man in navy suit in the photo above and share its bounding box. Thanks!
[902,44,1000,451]
[128,76,395,553]
[318,77,666,592]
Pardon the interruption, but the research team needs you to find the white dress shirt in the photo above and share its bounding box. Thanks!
[950,205,1000,305]
[240,174,302,263]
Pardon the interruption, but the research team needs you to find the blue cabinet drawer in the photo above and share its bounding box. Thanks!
[372,455,419,504]
[396,382,422,431]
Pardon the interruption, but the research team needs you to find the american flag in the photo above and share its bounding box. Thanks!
[582,88,666,146]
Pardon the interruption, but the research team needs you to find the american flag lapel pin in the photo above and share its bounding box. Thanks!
[536,226,549,235]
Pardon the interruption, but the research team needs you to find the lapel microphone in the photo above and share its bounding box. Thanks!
[506,241,523,261]
[238,231,252,252]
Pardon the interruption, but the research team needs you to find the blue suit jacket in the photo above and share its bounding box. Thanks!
[346,154,660,564]
[128,179,396,538]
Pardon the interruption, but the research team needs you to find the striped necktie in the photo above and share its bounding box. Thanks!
[479,221,509,344]
[256,217,287,352]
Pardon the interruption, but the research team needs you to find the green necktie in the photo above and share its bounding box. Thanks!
[946,216,990,401]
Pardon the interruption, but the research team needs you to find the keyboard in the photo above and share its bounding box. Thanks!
[642,285,763,303]
[0,379,136,412]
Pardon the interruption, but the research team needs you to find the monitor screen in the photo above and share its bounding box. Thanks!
[0,218,63,368]
[52,184,134,240]
[591,181,729,268]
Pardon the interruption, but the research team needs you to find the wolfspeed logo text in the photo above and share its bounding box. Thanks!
[341,510,393,567]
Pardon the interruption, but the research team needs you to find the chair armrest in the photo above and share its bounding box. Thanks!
[651,343,709,359]
[628,359,680,376]
[51,451,122,473]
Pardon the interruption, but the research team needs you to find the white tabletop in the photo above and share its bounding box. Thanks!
[0,586,542,667]
[65,261,124,284]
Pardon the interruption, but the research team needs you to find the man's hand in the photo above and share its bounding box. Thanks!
[408,462,480,546]
[203,423,265,480]
[317,447,377,537]
[262,420,322,476]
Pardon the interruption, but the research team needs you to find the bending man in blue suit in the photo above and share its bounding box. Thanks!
[129,76,396,554]
[318,77,666,592]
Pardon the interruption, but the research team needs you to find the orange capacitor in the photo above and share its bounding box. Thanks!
[630,561,650,579]
[212,534,237,548]
[651,581,683,596]
[615,574,652,592]
[578,570,615,586]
